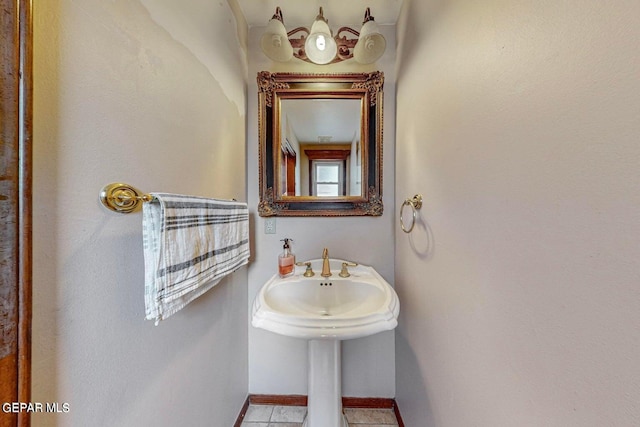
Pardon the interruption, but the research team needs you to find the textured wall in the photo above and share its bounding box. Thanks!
[395,0,640,425]
[32,1,248,425]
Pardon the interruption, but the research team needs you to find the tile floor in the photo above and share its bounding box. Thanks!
[240,404,399,427]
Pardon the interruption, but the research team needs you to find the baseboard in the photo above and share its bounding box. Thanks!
[233,396,250,427]
[393,400,406,427]
[234,394,405,426]
[249,394,308,406]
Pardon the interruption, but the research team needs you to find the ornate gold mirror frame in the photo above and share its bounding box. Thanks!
[257,71,384,216]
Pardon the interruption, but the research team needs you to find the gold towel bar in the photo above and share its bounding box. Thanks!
[99,182,238,214]
[99,183,152,214]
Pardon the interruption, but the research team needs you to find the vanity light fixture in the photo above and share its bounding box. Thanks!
[260,7,386,65]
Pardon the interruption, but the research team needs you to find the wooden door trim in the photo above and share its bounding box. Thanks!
[18,0,34,420]
[1,0,33,426]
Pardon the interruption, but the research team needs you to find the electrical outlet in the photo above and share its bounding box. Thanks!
[264,217,276,234]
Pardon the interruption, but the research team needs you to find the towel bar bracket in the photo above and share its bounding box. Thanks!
[99,182,152,214]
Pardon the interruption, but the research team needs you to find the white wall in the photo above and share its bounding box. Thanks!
[247,25,397,397]
[32,1,248,426]
[395,0,640,426]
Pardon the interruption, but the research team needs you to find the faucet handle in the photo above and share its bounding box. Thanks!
[338,262,358,278]
[296,261,315,277]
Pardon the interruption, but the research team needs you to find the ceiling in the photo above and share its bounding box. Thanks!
[236,0,404,28]
[282,99,361,144]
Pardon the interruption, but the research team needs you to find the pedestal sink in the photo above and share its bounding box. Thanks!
[251,259,400,427]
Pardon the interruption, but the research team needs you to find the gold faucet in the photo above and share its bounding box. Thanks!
[321,248,331,277]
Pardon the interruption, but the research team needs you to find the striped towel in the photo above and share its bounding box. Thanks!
[142,193,250,324]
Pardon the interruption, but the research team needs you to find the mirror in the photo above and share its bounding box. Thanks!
[258,71,384,216]
[280,98,362,198]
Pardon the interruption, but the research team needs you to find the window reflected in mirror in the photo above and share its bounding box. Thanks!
[314,162,342,197]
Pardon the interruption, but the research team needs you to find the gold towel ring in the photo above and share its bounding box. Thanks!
[400,194,423,233]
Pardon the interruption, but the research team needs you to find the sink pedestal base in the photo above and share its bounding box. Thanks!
[303,339,348,427]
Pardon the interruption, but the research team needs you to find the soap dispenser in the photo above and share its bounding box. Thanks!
[278,238,295,278]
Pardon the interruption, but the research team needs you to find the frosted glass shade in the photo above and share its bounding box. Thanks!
[304,19,337,65]
[353,20,386,64]
[261,17,293,62]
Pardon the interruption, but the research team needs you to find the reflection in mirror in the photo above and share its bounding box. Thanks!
[258,71,384,216]
[279,99,362,197]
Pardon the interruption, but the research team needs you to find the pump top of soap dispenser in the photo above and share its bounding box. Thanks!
[281,238,293,249]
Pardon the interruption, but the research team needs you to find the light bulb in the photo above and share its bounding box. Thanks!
[271,34,282,48]
[304,7,337,64]
[365,38,375,51]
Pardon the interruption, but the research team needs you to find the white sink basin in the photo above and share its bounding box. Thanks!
[252,259,400,426]
[252,259,399,340]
